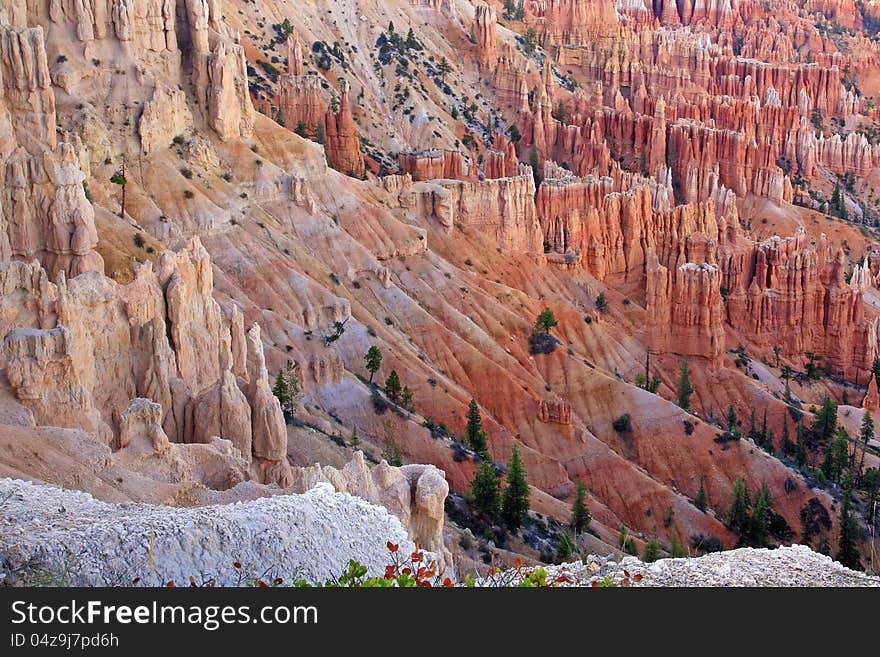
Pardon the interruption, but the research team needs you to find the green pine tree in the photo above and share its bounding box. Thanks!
[570,482,591,535]
[727,404,740,438]
[471,461,501,517]
[832,427,850,482]
[534,308,558,333]
[856,410,873,481]
[836,474,861,570]
[501,446,530,529]
[464,399,490,459]
[364,345,382,383]
[641,539,662,563]
[677,356,694,410]
[694,475,708,511]
[401,386,414,411]
[813,397,838,442]
[272,369,289,415]
[669,532,687,557]
[556,530,576,561]
[760,409,768,448]
[751,482,772,546]
[795,419,808,468]
[294,120,308,138]
[385,370,402,402]
[382,423,403,467]
[781,414,794,455]
[728,476,752,534]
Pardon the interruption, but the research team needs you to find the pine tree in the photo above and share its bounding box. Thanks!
[350,427,361,447]
[795,419,808,468]
[836,474,861,570]
[314,120,325,145]
[294,121,308,138]
[437,57,452,81]
[464,399,489,459]
[748,409,758,442]
[856,410,873,481]
[501,446,530,529]
[570,482,591,535]
[401,386,414,411]
[471,461,501,517]
[694,475,708,511]
[813,397,838,442]
[832,427,850,482]
[821,437,835,480]
[781,414,794,455]
[728,476,751,534]
[677,356,694,410]
[727,404,739,437]
[760,409,768,448]
[553,100,566,124]
[385,370,402,402]
[364,345,382,383]
[272,369,289,416]
[831,182,848,219]
[534,308,558,333]
[873,356,880,387]
[641,539,662,563]
[670,532,687,557]
[382,423,403,467]
[556,530,576,561]
[751,482,772,546]
[595,292,608,312]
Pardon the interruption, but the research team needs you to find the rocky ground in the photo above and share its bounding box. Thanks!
[491,546,880,587]
[0,477,414,587]
[1,0,880,574]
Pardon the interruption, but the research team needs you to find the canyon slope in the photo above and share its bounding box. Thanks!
[1,0,880,574]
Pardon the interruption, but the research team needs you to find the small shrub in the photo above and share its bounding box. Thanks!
[612,413,632,433]
[183,190,194,199]
[172,135,186,145]
[133,233,146,249]
[683,420,695,435]
[180,168,193,179]
[528,332,557,354]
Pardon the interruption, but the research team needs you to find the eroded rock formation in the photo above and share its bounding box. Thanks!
[324,81,365,178]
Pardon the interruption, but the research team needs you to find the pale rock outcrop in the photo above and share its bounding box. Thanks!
[417,165,542,253]
[538,398,573,424]
[0,25,56,154]
[246,323,293,487]
[646,251,726,363]
[475,3,498,70]
[156,238,223,394]
[1,142,104,279]
[118,397,170,452]
[206,38,254,142]
[278,74,325,138]
[398,150,467,181]
[2,325,110,443]
[294,452,450,570]
[139,82,194,155]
